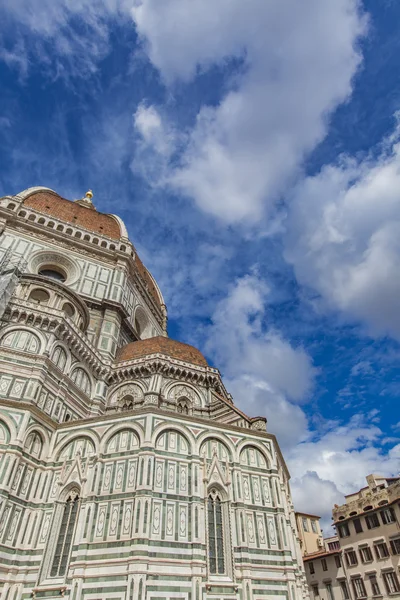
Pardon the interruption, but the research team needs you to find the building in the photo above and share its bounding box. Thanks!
[297,514,349,600]
[300,532,350,600]
[0,187,309,600]
[333,473,400,599]
[295,513,324,556]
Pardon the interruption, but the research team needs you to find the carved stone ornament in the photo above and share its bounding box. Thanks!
[110,383,144,406]
[250,418,267,431]
[144,392,159,405]
[169,384,201,406]
[29,250,80,285]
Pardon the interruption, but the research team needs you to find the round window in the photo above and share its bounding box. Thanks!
[62,302,75,318]
[39,268,66,282]
[28,288,50,304]
[29,251,80,286]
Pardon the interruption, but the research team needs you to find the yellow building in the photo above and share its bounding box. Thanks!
[296,512,324,556]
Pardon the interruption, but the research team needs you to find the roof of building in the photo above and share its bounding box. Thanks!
[295,511,321,520]
[9,187,164,312]
[23,189,123,239]
[302,549,341,562]
[116,336,209,367]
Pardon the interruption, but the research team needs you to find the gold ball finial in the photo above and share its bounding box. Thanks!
[85,190,93,199]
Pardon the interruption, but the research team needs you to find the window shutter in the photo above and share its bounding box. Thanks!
[366,517,371,529]
[381,511,387,525]
[390,540,396,555]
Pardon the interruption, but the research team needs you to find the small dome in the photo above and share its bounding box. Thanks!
[116,336,208,367]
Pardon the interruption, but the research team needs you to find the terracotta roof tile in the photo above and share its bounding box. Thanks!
[116,336,208,366]
[23,191,121,239]
[134,253,161,310]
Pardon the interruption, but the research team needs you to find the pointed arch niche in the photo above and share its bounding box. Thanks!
[40,485,81,583]
[201,437,234,581]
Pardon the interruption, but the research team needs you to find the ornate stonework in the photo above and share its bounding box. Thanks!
[0,187,309,600]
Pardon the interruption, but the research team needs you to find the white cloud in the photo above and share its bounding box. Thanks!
[131,0,366,222]
[2,0,367,223]
[204,277,400,528]
[290,472,344,530]
[205,275,315,403]
[202,274,314,447]
[285,118,400,339]
[288,414,400,529]
[0,0,131,80]
[131,104,179,182]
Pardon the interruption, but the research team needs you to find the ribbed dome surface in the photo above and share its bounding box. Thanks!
[23,190,122,239]
[116,336,208,366]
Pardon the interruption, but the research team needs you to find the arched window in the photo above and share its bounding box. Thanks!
[51,346,67,371]
[62,302,75,318]
[24,431,43,458]
[208,489,225,575]
[119,395,135,411]
[70,367,91,395]
[50,489,80,577]
[39,267,66,282]
[177,399,190,415]
[1,329,40,353]
[28,288,50,305]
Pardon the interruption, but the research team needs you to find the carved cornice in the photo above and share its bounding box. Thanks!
[4,299,109,376]
[19,274,90,330]
[333,480,400,522]
[109,354,223,392]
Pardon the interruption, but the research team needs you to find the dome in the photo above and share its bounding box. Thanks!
[4,186,166,313]
[116,336,208,367]
[22,189,123,239]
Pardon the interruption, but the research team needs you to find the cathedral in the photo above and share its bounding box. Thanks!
[0,187,308,600]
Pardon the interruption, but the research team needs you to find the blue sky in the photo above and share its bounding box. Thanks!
[1,0,400,528]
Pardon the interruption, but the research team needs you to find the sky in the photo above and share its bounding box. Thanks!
[1,0,400,532]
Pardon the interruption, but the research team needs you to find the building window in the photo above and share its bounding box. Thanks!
[309,562,315,575]
[365,513,380,529]
[39,267,66,282]
[207,490,225,575]
[50,490,79,577]
[390,537,400,555]
[24,431,43,458]
[337,523,350,538]
[359,545,373,563]
[383,571,400,594]
[352,577,367,599]
[312,585,319,598]
[369,575,380,596]
[1,329,40,353]
[335,554,342,568]
[62,302,75,319]
[51,346,67,371]
[353,517,363,533]
[302,517,309,532]
[339,581,350,600]
[321,558,328,571]
[380,507,396,525]
[374,541,389,559]
[28,288,50,304]
[329,540,340,551]
[326,583,334,600]
[311,520,318,534]
[70,367,91,395]
[345,550,358,566]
